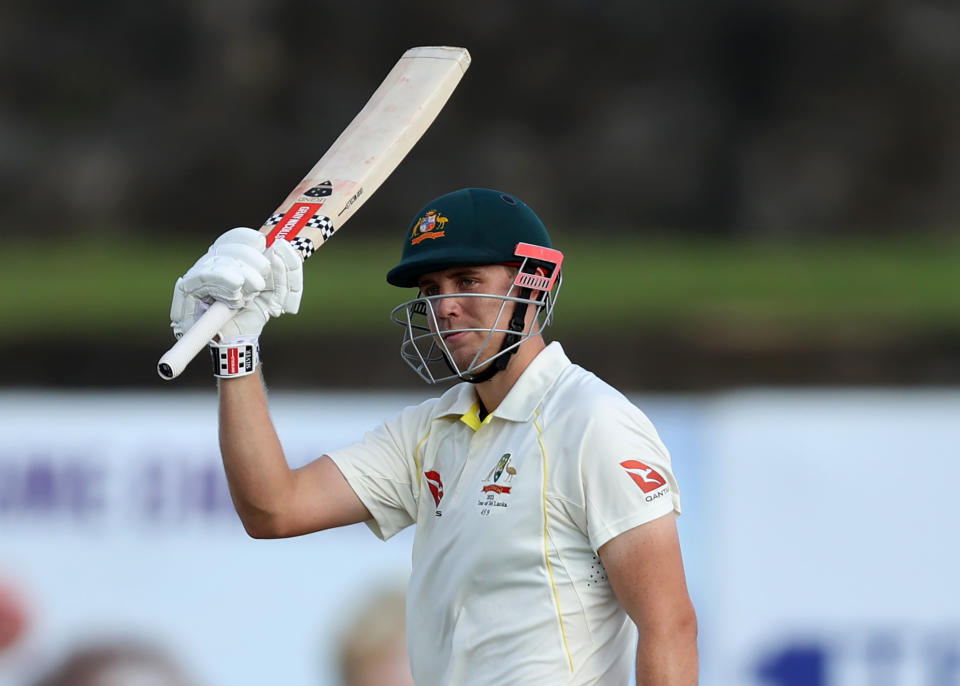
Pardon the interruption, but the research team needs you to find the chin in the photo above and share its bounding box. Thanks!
[459,353,498,374]
[446,336,505,372]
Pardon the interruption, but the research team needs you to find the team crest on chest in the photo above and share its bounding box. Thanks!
[478,453,517,515]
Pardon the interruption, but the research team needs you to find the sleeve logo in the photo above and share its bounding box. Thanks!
[619,460,667,493]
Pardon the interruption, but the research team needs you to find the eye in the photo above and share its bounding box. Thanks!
[420,285,439,297]
[459,277,478,289]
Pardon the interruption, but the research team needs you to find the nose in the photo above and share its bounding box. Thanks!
[433,292,461,321]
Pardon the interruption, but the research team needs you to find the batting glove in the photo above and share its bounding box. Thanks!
[170,227,303,351]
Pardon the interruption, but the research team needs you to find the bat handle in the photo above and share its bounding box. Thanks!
[157,301,235,380]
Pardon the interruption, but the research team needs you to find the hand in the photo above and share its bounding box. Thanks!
[170,227,303,341]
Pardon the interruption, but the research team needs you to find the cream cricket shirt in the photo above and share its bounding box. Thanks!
[328,342,681,686]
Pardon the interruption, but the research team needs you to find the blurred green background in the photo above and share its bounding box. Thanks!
[1,1,957,389]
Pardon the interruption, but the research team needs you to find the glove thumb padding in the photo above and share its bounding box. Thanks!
[213,227,267,251]
[181,228,271,309]
[267,239,304,316]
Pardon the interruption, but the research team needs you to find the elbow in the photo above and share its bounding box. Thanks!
[671,606,699,653]
[639,607,699,682]
[237,508,288,539]
[638,604,699,647]
[243,522,277,539]
[668,602,699,644]
[679,606,699,645]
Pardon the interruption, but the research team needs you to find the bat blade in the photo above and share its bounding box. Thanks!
[158,46,470,380]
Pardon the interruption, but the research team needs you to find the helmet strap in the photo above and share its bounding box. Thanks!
[457,288,531,384]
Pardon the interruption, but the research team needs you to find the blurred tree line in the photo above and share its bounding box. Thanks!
[1,0,958,240]
[1,0,958,389]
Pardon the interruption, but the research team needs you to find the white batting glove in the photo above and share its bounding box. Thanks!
[170,227,304,343]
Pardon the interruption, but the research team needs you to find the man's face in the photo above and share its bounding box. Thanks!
[416,264,519,372]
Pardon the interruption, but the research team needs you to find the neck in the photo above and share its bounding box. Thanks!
[474,335,545,414]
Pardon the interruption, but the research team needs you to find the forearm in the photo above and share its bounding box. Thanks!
[635,620,699,686]
[218,369,294,536]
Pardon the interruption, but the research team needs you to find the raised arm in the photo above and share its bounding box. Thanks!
[218,373,370,538]
[169,228,370,538]
[598,513,698,685]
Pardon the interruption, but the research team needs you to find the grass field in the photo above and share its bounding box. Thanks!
[2,234,958,342]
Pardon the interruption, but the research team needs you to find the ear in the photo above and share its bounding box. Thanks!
[531,265,549,300]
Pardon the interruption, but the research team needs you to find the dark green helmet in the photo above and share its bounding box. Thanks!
[386,188,552,288]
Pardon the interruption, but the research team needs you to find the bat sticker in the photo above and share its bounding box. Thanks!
[264,203,324,245]
[304,181,333,198]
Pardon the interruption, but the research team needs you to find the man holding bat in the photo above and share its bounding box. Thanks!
[170,188,698,685]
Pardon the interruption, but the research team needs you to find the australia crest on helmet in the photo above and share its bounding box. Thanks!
[410,209,449,246]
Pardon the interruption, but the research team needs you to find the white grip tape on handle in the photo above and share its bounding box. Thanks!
[157,301,235,380]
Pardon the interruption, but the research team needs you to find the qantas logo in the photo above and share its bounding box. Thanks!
[425,470,444,507]
[620,460,667,493]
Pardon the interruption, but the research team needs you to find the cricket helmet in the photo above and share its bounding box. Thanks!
[388,188,564,384]
[386,188,554,287]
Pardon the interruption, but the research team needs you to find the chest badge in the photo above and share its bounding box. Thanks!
[483,453,516,493]
[479,453,516,515]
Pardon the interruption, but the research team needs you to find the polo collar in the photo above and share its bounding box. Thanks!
[432,342,571,427]
[459,402,494,431]
[494,342,570,422]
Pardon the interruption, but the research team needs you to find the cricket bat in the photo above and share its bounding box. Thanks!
[157,46,471,380]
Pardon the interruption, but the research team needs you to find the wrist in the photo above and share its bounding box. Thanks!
[209,335,260,378]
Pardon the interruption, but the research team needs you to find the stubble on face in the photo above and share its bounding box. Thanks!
[420,266,519,372]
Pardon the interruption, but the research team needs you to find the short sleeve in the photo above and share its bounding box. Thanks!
[580,398,681,552]
[327,404,426,540]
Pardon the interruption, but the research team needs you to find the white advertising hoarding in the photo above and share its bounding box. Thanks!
[700,390,960,686]
[0,391,430,686]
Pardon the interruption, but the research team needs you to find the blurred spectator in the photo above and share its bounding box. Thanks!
[29,639,195,686]
[335,588,413,686]
[0,580,29,654]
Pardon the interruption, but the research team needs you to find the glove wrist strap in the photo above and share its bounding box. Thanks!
[209,336,260,378]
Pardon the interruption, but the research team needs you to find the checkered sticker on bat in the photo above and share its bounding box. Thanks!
[262,213,285,228]
[305,213,335,240]
[290,236,316,260]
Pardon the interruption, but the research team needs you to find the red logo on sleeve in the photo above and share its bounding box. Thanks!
[619,460,667,493]
[425,471,444,506]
